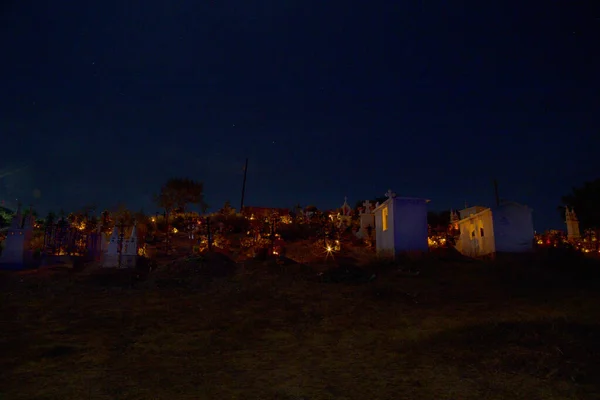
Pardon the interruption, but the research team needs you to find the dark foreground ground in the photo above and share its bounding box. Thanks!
[1,251,599,400]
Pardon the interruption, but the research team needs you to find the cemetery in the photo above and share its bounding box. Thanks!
[1,181,600,400]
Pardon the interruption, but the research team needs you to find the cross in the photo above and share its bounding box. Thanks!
[385,189,396,198]
[344,196,348,204]
[362,200,372,214]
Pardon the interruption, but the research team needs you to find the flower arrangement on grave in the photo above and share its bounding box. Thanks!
[309,213,346,259]
[196,232,231,252]
[427,235,447,248]
[240,233,271,257]
[239,212,282,257]
[272,234,286,256]
[535,229,599,254]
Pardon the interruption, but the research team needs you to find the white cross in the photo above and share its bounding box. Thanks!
[385,189,396,198]
[362,200,372,213]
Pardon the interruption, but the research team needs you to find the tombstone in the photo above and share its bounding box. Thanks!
[187,222,196,239]
[337,196,353,227]
[565,206,581,240]
[372,193,429,257]
[304,210,314,221]
[360,200,375,238]
[455,206,496,257]
[454,201,534,257]
[121,225,138,268]
[102,227,120,267]
[0,204,35,270]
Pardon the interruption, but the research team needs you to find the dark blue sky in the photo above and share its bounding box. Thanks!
[1,2,598,230]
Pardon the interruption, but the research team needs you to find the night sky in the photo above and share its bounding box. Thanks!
[1,2,598,230]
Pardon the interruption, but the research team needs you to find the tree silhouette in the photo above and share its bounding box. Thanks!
[219,200,235,215]
[561,178,600,231]
[427,210,451,228]
[113,204,133,226]
[155,178,208,251]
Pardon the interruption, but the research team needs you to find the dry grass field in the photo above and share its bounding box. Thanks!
[1,249,599,399]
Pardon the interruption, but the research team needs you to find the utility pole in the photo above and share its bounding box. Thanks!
[240,158,248,213]
[206,216,212,251]
[493,179,500,206]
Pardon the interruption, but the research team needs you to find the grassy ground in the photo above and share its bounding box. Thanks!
[1,251,599,400]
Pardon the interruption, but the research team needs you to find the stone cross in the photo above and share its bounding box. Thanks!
[362,200,372,214]
[385,189,396,199]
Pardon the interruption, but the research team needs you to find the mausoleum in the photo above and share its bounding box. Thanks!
[373,190,429,257]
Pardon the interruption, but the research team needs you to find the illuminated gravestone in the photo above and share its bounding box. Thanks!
[337,196,353,227]
[0,203,34,270]
[102,227,120,267]
[359,200,375,239]
[565,206,581,240]
[372,190,429,257]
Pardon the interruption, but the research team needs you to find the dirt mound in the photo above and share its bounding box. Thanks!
[83,268,142,288]
[151,251,238,289]
[318,265,376,284]
[428,246,476,262]
[237,256,318,285]
[201,251,238,277]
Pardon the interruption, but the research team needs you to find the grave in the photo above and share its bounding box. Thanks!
[101,224,138,268]
[337,196,353,227]
[492,201,534,253]
[565,206,581,240]
[0,204,35,270]
[102,227,120,268]
[372,190,429,257]
[359,200,375,239]
[455,206,496,257]
[454,201,534,257]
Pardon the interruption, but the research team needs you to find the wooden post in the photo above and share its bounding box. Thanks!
[206,217,212,251]
[240,158,248,213]
[493,179,500,207]
[164,210,169,253]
